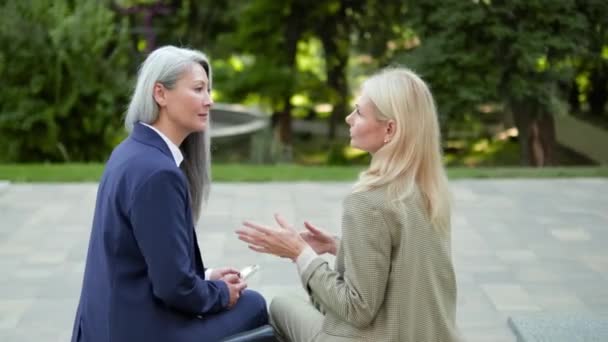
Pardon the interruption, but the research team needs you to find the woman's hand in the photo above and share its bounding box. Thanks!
[236,214,308,261]
[221,274,247,309]
[208,267,240,281]
[300,221,338,256]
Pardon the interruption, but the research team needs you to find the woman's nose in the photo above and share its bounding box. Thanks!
[204,93,214,107]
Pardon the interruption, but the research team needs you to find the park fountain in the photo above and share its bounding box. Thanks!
[209,104,271,163]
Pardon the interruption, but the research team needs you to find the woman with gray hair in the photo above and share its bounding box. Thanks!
[71,46,268,342]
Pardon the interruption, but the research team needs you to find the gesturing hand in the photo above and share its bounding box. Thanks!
[300,221,338,256]
[236,213,308,261]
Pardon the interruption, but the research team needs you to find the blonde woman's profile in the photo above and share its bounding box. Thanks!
[237,67,463,342]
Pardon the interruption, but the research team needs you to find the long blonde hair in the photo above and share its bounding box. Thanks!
[353,67,451,231]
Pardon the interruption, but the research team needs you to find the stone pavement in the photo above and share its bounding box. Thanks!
[0,179,607,342]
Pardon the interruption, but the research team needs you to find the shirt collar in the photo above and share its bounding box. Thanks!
[140,122,184,167]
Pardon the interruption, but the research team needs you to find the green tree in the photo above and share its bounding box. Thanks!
[569,0,608,119]
[406,0,588,166]
[219,0,308,160]
[313,1,358,140]
[213,0,409,145]
[350,2,412,71]
[0,1,132,162]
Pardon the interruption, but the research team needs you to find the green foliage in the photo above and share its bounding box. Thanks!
[403,0,588,120]
[210,0,329,112]
[445,138,521,167]
[569,0,608,117]
[1,0,604,165]
[0,1,132,162]
[350,1,410,66]
[325,142,372,166]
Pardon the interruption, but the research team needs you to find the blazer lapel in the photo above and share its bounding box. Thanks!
[131,123,207,274]
[131,122,174,161]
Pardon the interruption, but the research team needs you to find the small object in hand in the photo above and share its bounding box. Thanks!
[239,264,260,280]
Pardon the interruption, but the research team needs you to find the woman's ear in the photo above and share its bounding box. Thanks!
[386,120,396,140]
[153,83,167,107]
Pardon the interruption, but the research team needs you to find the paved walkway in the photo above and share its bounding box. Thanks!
[0,179,607,342]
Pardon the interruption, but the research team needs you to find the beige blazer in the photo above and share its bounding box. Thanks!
[300,186,462,342]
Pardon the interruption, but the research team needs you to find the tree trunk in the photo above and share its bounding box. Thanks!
[511,100,556,166]
[589,69,608,117]
[567,79,581,114]
[319,4,350,141]
[323,40,349,141]
[275,98,293,161]
[273,2,304,161]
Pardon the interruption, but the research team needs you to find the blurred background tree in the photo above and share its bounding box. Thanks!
[1,0,606,166]
[568,0,608,124]
[0,0,132,162]
[404,0,591,166]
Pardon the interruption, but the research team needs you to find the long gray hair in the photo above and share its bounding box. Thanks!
[125,46,212,223]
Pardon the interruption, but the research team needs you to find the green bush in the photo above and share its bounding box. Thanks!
[0,1,132,162]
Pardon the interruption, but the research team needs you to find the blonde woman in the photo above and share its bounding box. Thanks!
[236,68,462,341]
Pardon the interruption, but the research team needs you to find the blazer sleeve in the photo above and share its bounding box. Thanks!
[300,193,392,328]
[128,169,229,315]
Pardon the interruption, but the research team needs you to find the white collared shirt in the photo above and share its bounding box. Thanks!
[140,122,184,167]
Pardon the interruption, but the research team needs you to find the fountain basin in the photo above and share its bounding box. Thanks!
[210,103,269,140]
[209,103,272,163]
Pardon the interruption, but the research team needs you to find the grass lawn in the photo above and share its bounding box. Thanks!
[0,163,607,182]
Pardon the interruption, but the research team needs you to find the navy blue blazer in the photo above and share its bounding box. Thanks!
[72,123,230,342]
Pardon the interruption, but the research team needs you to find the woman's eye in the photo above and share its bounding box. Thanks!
[195,87,203,92]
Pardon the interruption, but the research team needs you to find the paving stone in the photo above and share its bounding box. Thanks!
[0,181,9,194]
[550,228,591,242]
[508,313,608,342]
[481,284,541,312]
[0,179,606,341]
[496,250,538,263]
